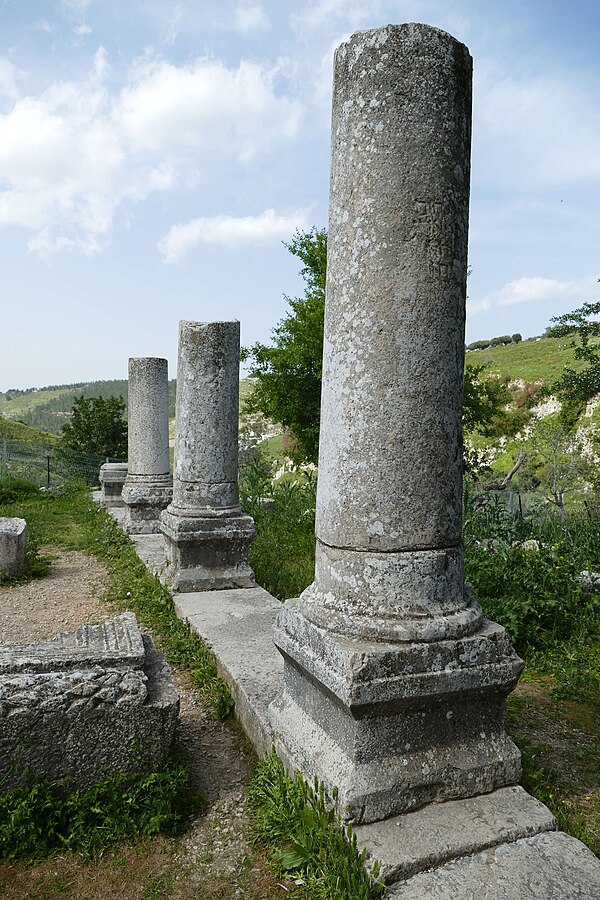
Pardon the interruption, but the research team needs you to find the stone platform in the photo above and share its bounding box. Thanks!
[100,500,600,897]
[0,611,179,789]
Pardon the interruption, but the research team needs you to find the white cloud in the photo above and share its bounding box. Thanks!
[469,275,600,316]
[163,4,184,45]
[234,1,269,34]
[159,208,309,263]
[73,23,92,36]
[0,50,301,257]
[34,21,54,34]
[115,55,300,160]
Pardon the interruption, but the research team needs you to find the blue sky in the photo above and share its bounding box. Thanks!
[1,0,599,390]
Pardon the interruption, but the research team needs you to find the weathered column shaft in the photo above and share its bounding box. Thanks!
[171,322,240,514]
[160,321,255,592]
[269,24,522,825]
[122,357,172,534]
[128,358,170,476]
[301,22,479,643]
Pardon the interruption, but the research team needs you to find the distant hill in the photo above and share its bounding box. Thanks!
[0,416,60,445]
[466,334,595,384]
[0,380,176,436]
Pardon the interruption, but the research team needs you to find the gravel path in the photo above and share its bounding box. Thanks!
[0,548,265,898]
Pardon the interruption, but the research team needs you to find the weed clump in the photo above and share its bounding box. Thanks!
[0,755,202,862]
[248,751,384,899]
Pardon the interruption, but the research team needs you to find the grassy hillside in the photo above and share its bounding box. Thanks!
[467,335,597,384]
[0,416,59,445]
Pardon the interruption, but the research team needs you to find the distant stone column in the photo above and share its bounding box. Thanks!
[269,24,523,825]
[122,358,172,534]
[160,321,255,592]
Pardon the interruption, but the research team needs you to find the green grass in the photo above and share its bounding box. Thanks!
[0,753,201,863]
[0,417,58,445]
[467,335,599,384]
[0,485,234,717]
[248,752,384,899]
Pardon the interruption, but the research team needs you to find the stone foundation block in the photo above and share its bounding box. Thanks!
[0,612,179,790]
[99,463,128,508]
[0,517,27,578]
[269,599,523,824]
[122,473,173,534]
[160,507,255,592]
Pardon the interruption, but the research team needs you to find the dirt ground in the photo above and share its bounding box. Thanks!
[0,549,291,900]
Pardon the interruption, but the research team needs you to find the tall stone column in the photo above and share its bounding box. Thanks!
[269,23,523,825]
[122,358,172,534]
[160,320,255,592]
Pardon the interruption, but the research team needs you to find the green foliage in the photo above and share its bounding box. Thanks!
[0,754,201,863]
[61,395,128,459]
[512,333,522,343]
[464,496,600,672]
[243,228,326,465]
[0,475,40,504]
[240,450,316,601]
[248,751,384,899]
[463,365,512,437]
[551,298,600,407]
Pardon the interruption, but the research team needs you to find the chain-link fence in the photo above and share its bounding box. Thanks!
[0,439,107,487]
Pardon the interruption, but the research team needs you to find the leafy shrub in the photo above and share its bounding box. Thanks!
[0,476,40,504]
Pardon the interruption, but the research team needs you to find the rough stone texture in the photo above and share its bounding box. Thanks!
[269,23,523,825]
[272,600,522,823]
[123,357,173,534]
[174,587,282,756]
[160,321,255,591]
[99,463,128,508]
[0,517,27,578]
[301,23,479,642]
[127,358,171,476]
[0,611,179,789]
[387,831,600,899]
[355,786,557,883]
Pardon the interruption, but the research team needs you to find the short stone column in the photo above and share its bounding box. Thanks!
[269,24,523,825]
[122,358,173,534]
[160,321,255,592]
[0,517,27,578]
[99,462,128,508]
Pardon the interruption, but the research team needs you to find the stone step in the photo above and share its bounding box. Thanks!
[387,830,600,899]
[355,785,556,884]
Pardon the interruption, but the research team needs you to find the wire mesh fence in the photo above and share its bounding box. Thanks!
[469,488,600,523]
[0,439,107,487]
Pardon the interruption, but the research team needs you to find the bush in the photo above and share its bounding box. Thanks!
[0,476,40,504]
[511,333,523,343]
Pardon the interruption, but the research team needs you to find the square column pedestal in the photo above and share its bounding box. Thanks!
[270,598,523,825]
[160,508,255,593]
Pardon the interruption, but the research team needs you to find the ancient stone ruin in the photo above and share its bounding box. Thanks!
[0,517,27,578]
[160,320,255,592]
[0,611,179,789]
[99,462,128,508]
[269,23,523,825]
[122,357,173,533]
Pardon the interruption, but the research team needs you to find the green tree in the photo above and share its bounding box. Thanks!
[242,228,326,464]
[244,228,509,464]
[550,294,600,412]
[61,395,128,459]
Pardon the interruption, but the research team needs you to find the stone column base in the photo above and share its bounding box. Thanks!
[122,474,173,534]
[160,507,256,592]
[99,463,128,508]
[269,597,523,825]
